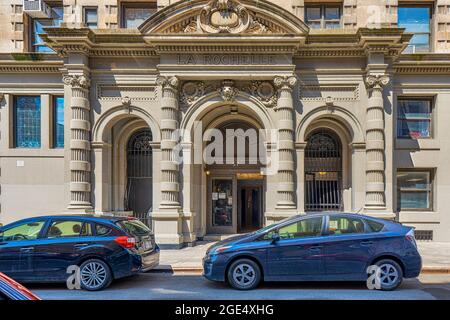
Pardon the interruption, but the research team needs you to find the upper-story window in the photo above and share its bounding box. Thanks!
[398,5,432,53]
[31,6,63,53]
[305,4,341,29]
[53,96,64,148]
[397,98,433,139]
[14,96,41,148]
[83,7,98,28]
[121,2,157,28]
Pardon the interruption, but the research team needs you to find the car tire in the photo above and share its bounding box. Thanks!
[79,259,113,291]
[371,259,403,291]
[227,259,261,290]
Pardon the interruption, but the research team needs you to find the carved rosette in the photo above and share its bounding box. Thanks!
[364,74,390,208]
[157,76,181,208]
[179,81,206,110]
[247,81,277,108]
[274,75,297,209]
[64,74,92,209]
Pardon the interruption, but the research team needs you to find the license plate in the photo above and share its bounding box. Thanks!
[143,240,152,250]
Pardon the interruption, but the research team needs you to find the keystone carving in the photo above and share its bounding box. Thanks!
[219,80,238,102]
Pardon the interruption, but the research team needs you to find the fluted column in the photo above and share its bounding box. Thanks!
[63,74,92,210]
[274,76,297,209]
[364,74,389,208]
[156,76,181,208]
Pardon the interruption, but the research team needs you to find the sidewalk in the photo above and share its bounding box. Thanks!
[154,241,450,274]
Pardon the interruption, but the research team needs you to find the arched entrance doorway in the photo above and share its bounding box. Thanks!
[205,119,266,234]
[305,129,343,212]
[125,129,153,224]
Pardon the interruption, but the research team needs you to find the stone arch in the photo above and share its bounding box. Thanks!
[296,105,364,144]
[92,105,161,144]
[181,91,276,139]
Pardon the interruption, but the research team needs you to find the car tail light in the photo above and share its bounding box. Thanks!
[114,236,136,248]
[406,228,417,248]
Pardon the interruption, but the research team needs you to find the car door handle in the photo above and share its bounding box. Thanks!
[360,241,374,246]
[309,245,323,251]
[20,247,34,252]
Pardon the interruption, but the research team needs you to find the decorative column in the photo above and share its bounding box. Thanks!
[274,76,297,209]
[364,74,389,208]
[63,74,92,210]
[156,76,181,209]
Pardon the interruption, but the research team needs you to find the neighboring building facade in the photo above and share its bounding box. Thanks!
[0,0,450,246]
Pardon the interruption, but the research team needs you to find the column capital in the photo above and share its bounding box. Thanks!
[156,75,179,91]
[274,76,297,91]
[365,74,390,89]
[63,74,90,89]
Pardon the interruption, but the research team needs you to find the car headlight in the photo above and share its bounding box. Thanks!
[212,245,232,254]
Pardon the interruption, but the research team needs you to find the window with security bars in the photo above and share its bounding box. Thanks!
[14,96,41,148]
[53,96,64,148]
[305,4,341,29]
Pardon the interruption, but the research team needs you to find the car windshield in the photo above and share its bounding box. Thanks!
[117,219,151,237]
[251,216,297,235]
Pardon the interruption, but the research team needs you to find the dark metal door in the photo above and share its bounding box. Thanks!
[125,129,153,226]
[305,130,343,211]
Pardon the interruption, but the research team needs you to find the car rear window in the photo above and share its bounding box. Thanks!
[366,220,385,233]
[116,220,151,237]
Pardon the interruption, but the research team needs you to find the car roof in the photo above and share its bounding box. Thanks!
[3,214,128,225]
[286,212,393,223]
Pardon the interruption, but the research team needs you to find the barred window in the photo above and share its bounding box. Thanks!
[53,96,64,148]
[14,96,41,148]
[397,170,433,210]
[397,98,432,139]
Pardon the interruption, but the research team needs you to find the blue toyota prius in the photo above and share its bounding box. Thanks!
[0,215,159,291]
[203,213,422,291]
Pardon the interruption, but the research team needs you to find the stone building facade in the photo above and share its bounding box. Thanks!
[1,0,450,246]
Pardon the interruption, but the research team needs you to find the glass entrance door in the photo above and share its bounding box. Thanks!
[208,178,235,234]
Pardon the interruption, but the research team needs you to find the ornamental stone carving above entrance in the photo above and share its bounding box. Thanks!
[179,79,279,110]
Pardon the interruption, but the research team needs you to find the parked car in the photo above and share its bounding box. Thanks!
[0,272,40,300]
[203,213,422,291]
[0,215,159,291]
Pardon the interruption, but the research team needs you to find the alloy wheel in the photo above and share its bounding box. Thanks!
[80,261,108,290]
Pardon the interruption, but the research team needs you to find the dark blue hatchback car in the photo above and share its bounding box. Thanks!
[0,215,159,291]
[203,213,422,291]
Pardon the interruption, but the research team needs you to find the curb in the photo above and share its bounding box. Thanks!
[152,266,450,275]
[421,266,450,274]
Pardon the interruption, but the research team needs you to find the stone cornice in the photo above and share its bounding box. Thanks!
[0,55,63,73]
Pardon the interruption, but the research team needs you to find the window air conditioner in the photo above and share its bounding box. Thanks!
[23,0,51,18]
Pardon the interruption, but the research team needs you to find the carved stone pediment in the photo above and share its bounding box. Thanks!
[139,0,309,35]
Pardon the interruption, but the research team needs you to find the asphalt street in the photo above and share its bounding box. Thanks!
[28,272,450,300]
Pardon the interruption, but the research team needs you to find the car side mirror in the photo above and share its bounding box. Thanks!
[271,232,280,243]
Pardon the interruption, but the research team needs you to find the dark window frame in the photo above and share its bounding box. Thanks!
[398,3,434,53]
[83,6,98,28]
[51,95,64,148]
[397,169,434,211]
[397,96,434,139]
[120,2,157,28]
[305,4,342,29]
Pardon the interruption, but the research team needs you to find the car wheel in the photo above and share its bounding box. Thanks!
[79,259,112,291]
[371,259,403,291]
[227,259,261,290]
